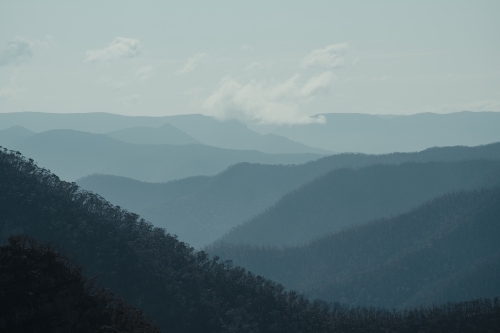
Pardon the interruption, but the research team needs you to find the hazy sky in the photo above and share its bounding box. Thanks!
[1,0,499,124]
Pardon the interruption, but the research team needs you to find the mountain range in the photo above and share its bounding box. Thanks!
[3,111,500,154]
[218,160,500,247]
[271,111,500,153]
[2,142,500,333]
[78,142,500,247]
[0,128,320,182]
[0,112,328,154]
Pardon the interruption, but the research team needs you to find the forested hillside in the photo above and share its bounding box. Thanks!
[2,148,500,332]
[5,129,319,182]
[79,143,500,247]
[0,235,160,333]
[219,160,500,247]
[209,187,500,308]
[0,148,338,332]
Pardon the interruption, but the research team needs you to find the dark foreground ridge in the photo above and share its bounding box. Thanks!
[0,235,160,333]
[2,147,500,332]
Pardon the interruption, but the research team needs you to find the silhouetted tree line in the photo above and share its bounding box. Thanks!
[1,147,500,332]
[0,235,160,333]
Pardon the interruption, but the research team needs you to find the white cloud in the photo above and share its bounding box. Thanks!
[203,72,334,125]
[0,37,33,66]
[241,44,253,51]
[300,43,348,69]
[178,53,207,74]
[84,37,141,63]
[300,71,335,96]
[352,58,359,66]
[117,94,141,107]
[134,65,153,81]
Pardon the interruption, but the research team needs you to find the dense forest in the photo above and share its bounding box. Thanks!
[0,235,160,333]
[79,143,500,247]
[218,160,500,247]
[2,147,500,332]
[209,187,500,307]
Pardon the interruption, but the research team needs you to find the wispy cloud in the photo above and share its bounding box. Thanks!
[204,72,334,125]
[178,53,207,74]
[244,62,262,72]
[117,94,141,107]
[0,77,24,102]
[33,35,56,50]
[300,71,335,96]
[85,37,141,63]
[241,44,253,51]
[134,65,153,81]
[98,65,153,90]
[0,37,33,66]
[300,43,348,69]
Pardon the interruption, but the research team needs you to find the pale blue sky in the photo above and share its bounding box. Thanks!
[1,0,499,124]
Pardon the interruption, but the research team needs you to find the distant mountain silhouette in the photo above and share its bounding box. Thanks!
[79,143,500,248]
[162,114,331,154]
[5,129,320,182]
[0,126,35,148]
[272,111,500,153]
[4,111,500,154]
[218,160,500,247]
[0,112,329,154]
[209,187,500,308]
[107,123,201,145]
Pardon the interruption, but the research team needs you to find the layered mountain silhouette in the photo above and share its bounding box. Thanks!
[272,111,500,153]
[209,187,500,308]
[2,129,320,182]
[4,111,500,154]
[0,112,328,154]
[218,160,500,247]
[107,123,201,145]
[2,147,500,333]
[78,143,500,247]
[0,126,35,148]
[162,114,330,154]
